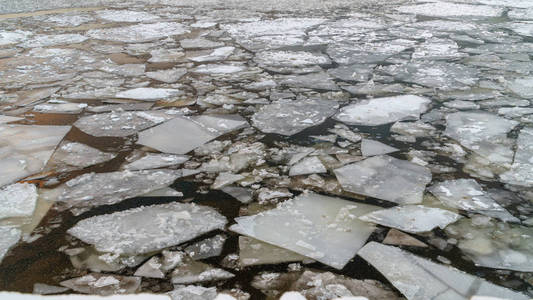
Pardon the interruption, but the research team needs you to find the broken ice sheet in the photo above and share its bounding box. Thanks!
[0,183,38,223]
[278,72,339,91]
[73,111,175,137]
[428,179,518,222]
[507,76,533,99]
[87,22,189,43]
[49,142,117,169]
[445,217,533,272]
[146,68,187,83]
[95,9,160,23]
[444,111,518,165]
[395,2,503,17]
[239,236,307,266]
[171,254,234,284]
[60,273,140,295]
[252,98,338,136]
[123,153,189,171]
[49,169,183,210]
[500,127,533,186]
[0,124,71,187]
[34,102,88,114]
[68,202,227,255]
[334,155,432,204]
[167,285,217,300]
[359,205,461,234]
[137,114,248,155]
[327,39,415,65]
[289,156,327,176]
[230,192,381,269]
[334,95,430,126]
[253,50,331,74]
[185,234,226,260]
[360,139,399,157]
[115,88,184,101]
[18,33,88,48]
[358,242,529,300]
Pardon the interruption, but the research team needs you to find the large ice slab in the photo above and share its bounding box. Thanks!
[428,179,518,222]
[444,112,518,165]
[137,115,248,154]
[124,153,189,171]
[358,242,529,300]
[87,22,189,43]
[334,155,432,204]
[396,2,503,17]
[445,217,533,272]
[0,183,38,221]
[239,236,307,266]
[51,170,183,209]
[359,205,461,233]
[0,226,21,263]
[334,95,430,126]
[254,51,331,73]
[51,142,117,169]
[0,125,71,187]
[115,88,183,101]
[289,156,327,176]
[360,139,399,157]
[95,9,160,23]
[230,192,380,269]
[252,99,338,136]
[74,111,175,137]
[500,127,533,186]
[68,202,227,255]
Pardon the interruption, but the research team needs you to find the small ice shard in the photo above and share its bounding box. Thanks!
[444,111,518,165]
[0,124,71,187]
[428,179,518,222]
[212,173,245,189]
[238,236,307,266]
[289,156,327,176]
[146,68,187,83]
[359,205,461,233]
[360,139,399,157]
[445,217,533,272]
[171,254,234,284]
[167,285,217,300]
[88,22,189,43]
[52,142,116,168]
[220,186,253,203]
[383,229,427,247]
[115,88,183,101]
[185,234,227,260]
[334,95,430,126]
[0,183,38,221]
[253,51,331,74]
[334,155,432,205]
[123,153,189,170]
[60,273,141,295]
[0,226,21,263]
[252,98,338,136]
[68,202,227,255]
[500,127,533,186]
[74,111,174,137]
[137,115,248,154]
[95,10,160,22]
[51,170,183,209]
[278,72,339,91]
[230,192,381,269]
[396,2,503,17]
[0,115,23,124]
[33,283,70,295]
[358,242,529,300]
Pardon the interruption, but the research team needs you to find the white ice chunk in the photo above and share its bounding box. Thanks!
[252,98,338,136]
[0,292,171,300]
[289,156,327,176]
[360,139,399,157]
[96,10,160,22]
[60,273,140,295]
[52,142,116,168]
[444,112,518,165]
[115,88,183,101]
[359,205,461,233]
[334,95,430,126]
[146,68,187,83]
[500,127,533,186]
[0,226,21,263]
[137,115,248,154]
[358,242,529,300]
[0,124,71,187]
[334,155,432,204]
[0,183,38,221]
[230,192,380,269]
[396,2,503,17]
[124,153,189,171]
[74,111,174,137]
[68,202,227,255]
